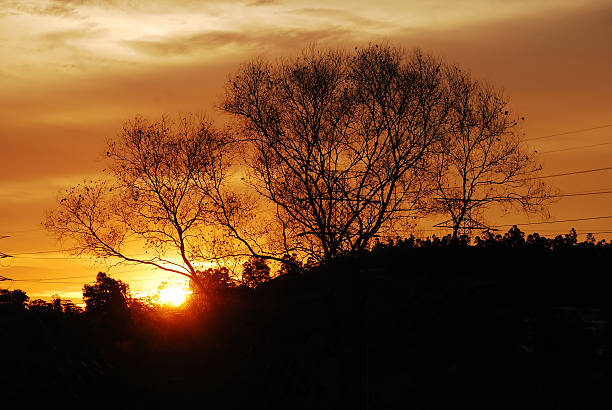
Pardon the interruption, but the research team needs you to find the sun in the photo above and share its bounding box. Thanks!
[158,286,190,307]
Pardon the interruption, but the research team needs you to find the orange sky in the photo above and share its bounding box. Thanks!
[1,0,611,301]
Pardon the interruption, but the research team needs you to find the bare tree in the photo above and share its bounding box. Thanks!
[43,114,236,293]
[431,67,553,238]
[223,44,454,261]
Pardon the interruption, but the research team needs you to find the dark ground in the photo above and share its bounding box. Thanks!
[2,232,612,409]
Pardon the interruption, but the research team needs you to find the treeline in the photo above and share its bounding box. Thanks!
[2,226,612,408]
[2,225,608,313]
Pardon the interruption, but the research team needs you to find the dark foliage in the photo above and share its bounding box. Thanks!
[0,288,29,312]
[2,227,612,409]
[82,272,129,315]
[241,257,271,288]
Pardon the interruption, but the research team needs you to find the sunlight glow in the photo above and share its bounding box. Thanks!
[158,286,191,307]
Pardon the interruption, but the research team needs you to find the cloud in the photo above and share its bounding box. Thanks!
[125,27,352,57]
[42,0,86,16]
[0,0,84,17]
[289,7,391,30]
[37,26,106,49]
[37,0,278,14]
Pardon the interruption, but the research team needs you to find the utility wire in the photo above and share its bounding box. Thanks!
[526,124,612,141]
[437,189,612,202]
[547,190,612,198]
[10,277,155,284]
[0,228,42,234]
[517,165,612,181]
[9,275,97,282]
[10,248,81,256]
[534,230,612,235]
[428,165,612,194]
[417,227,612,235]
[538,141,612,155]
[11,256,85,260]
[492,215,612,228]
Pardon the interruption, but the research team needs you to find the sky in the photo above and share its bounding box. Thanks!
[1,0,611,301]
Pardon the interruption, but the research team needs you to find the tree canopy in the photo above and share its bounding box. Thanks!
[82,272,129,315]
[44,43,550,288]
[223,45,454,260]
[44,115,238,293]
[430,67,553,237]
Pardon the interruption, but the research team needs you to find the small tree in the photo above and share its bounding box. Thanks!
[241,257,271,288]
[191,267,234,294]
[49,295,83,314]
[431,68,553,238]
[51,295,63,312]
[223,44,453,261]
[0,289,29,310]
[28,299,53,313]
[44,114,237,294]
[278,253,303,277]
[82,272,129,315]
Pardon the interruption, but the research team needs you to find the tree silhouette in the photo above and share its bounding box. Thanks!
[278,253,304,277]
[44,115,238,293]
[430,69,553,238]
[82,272,129,315]
[49,295,83,314]
[0,289,29,310]
[43,43,556,278]
[241,257,271,288]
[223,44,454,261]
[28,298,53,312]
[192,267,234,292]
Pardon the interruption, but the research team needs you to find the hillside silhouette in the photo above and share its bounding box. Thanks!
[2,227,612,408]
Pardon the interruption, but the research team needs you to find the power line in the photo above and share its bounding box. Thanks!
[0,228,42,234]
[10,277,155,284]
[538,141,612,155]
[526,165,612,180]
[438,189,612,202]
[548,189,612,198]
[11,256,86,260]
[492,215,612,228]
[10,248,81,256]
[526,124,612,142]
[418,226,612,236]
[10,274,96,282]
[433,165,612,192]
[9,281,85,285]
[524,230,612,235]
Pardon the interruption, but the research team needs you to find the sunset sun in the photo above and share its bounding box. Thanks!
[158,286,191,307]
